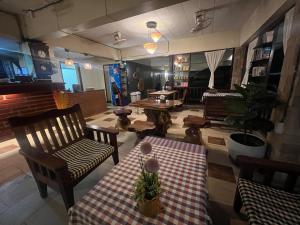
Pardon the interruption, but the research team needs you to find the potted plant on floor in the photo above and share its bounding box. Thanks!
[225,83,278,162]
[133,142,161,218]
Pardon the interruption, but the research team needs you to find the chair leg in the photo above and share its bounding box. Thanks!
[112,150,119,165]
[233,187,243,213]
[36,180,48,198]
[59,185,74,210]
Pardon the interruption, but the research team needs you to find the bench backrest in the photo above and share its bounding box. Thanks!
[9,104,86,154]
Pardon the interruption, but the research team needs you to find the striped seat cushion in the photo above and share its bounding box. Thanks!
[53,138,114,179]
[238,178,300,225]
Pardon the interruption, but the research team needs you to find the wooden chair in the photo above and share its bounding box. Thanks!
[234,156,300,224]
[8,104,119,210]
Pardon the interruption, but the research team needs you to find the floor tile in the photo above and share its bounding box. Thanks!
[208,136,226,146]
[208,162,236,183]
[0,166,23,185]
[208,200,243,225]
[208,177,236,206]
[0,145,18,154]
[103,117,115,122]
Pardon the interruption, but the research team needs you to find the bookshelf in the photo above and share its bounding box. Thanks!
[249,22,284,92]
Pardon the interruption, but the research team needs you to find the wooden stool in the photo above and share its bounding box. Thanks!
[113,108,132,130]
[128,120,156,143]
[183,115,210,144]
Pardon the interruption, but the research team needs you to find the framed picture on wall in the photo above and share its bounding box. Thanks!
[29,42,53,79]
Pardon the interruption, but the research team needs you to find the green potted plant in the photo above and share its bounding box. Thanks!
[133,142,161,218]
[225,83,278,161]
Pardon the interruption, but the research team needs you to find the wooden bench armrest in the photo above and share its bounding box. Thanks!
[237,156,300,175]
[85,124,119,135]
[20,149,67,171]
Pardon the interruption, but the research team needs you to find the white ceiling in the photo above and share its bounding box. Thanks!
[76,0,260,49]
[0,0,57,14]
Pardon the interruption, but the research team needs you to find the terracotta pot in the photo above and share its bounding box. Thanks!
[137,197,160,218]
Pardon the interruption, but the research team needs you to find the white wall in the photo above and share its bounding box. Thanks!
[240,0,289,45]
[80,66,106,91]
[0,12,21,41]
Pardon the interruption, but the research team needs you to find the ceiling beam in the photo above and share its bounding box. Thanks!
[121,30,240,60]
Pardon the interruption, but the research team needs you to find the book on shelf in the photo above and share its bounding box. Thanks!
[253,47,271,61]
[252,66,266,77]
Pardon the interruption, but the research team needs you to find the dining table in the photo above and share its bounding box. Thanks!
[149,90,178,100]
[130,98,183,136]
[68,136,211,225]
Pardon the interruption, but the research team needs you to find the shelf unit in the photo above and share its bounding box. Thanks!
[172,54,190,88]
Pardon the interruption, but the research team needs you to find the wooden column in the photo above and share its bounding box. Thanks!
[230,46,247,89]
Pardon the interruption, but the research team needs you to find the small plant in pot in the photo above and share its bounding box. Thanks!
[133,142,161,218]
[225,83,278,162]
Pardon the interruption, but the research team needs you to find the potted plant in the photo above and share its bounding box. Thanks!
[133,142,161,218]
[225,83,278,162]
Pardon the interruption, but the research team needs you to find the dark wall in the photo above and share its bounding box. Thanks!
[126,62,162,98]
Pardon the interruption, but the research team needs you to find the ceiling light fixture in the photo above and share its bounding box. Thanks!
[64,49,74,66]
[144,21,162,54]
[143,42,158,54]
[84,63,92,70]
[151,31,162,43]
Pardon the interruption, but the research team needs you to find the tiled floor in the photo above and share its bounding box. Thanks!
[0,106,246,225]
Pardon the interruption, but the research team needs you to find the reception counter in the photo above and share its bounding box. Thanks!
[54,90,107,117]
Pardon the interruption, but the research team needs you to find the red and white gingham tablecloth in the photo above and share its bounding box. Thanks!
[68,136,211,225]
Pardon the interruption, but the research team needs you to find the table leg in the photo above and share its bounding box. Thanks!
[144,109,172,137]
[117,115,131,130]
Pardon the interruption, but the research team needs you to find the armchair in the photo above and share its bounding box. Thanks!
[234,156,300,225]
[9,104,119,210]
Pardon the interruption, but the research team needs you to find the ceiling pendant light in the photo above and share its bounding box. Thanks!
[144,21,161,54]
[64,49,74,66]
[151,31,161,43]
[143,42,158,54]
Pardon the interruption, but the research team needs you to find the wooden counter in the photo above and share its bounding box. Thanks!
[54,90,107,117]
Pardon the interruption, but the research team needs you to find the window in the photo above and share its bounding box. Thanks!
[189,49,233,89]
[60,62,81,92]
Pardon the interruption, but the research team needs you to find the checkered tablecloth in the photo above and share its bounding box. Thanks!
[68,136,211,225]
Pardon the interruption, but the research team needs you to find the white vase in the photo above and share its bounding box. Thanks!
[228,133,267,161]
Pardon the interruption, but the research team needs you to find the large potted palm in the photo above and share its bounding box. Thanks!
[225,83,278,162]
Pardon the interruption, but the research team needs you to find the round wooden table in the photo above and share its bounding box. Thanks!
[183,115,210,144]
[113,108,132,130]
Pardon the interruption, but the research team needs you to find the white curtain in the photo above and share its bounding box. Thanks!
[283,7,295,54]
[205,50,226,89]
[241,38,258,86]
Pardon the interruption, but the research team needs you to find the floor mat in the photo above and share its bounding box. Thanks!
[208,162,235,183]
[208,136,226,146]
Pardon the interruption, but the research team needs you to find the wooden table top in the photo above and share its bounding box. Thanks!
[149,90,178,96]
[130,98,182,110]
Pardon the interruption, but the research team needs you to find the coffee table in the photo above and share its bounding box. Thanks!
[130,98,182,136]
[149,90,178,100]
[69,136,211,225]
